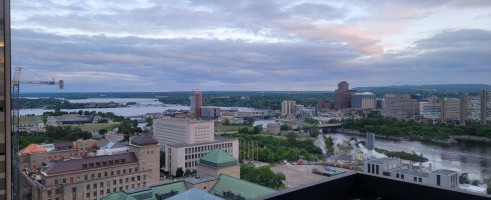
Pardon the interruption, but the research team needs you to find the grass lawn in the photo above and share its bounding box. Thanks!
[215,125,252,132]
[20,116,43,125]
[73,123,120,131]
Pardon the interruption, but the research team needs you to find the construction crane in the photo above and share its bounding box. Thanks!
[11,67,63,200]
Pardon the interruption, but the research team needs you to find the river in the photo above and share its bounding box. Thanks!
[327,132,491,181]
[19,98,267,117]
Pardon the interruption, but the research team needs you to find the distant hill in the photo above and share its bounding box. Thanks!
[352,84,490,97]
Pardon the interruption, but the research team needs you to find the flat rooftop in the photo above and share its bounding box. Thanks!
[431,169,458,175]
[365,158,401,165]
[156,118,213,124]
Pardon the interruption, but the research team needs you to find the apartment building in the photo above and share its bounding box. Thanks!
[381,94,419,119]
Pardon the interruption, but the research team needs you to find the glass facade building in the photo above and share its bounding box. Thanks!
[0,0,10,199]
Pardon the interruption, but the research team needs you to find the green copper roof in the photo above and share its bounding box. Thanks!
[166,188,223,200]
[101,181,188,200]
[210,174,276,199]
[199,148,237,168]
[101,193,137,200]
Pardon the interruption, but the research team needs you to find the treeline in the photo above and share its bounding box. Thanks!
[20,98,123,109]
[375,148,428,162]
[240,165,285,189]
[20,126,92,149]
[158,91,334,110]
[227,133,322,163]
[342,113,491,140]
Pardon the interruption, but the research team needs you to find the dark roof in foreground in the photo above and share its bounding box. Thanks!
[131,134,158,146]
[42,152,138,175]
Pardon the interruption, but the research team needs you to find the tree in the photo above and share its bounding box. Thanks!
[308,125,320,137]
[280,124,292,131]
[160,151,165,168]
[286,132,297,146]
[145,117,153,127]
[252,125,263,134]
[184,169,193,176]
[325,136,335,155]
[239,127,250,134]
[176,167,184,177]
[459,173,470,184]
[224,118,231,125]
[244,117,255,126]
[471,180,480,186]
[487,185,491,195]
[99,129,107,135]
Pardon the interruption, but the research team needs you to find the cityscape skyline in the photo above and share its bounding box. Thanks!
[10,0,491,92]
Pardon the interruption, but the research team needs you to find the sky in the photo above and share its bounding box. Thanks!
[11,0,491,92]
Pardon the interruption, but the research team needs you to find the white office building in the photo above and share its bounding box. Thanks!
[153,119,239,176]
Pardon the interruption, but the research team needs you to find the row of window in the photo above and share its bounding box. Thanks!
[185,143,232,154]
[53,167,139,185]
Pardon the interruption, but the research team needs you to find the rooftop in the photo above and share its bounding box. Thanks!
[158,118,213,124]
[365,158,401,165]
[184,175,218,185]
[199,148,237,168]
[431,169,458,176]
[210,174,276,199]
[389,168,430,178]
[166,188,223,200]
[131,134,158,146]
[102,181,188,200]
[42,152,138,175]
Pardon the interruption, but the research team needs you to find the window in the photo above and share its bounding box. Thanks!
[113,180,116,185]
[93,191,97,196]
[123,169,126,173]
[371,164,375,173]
[437,175,441,186]
[87,184,90,189]
[105,172,108,177]
[100,182,104,187]
[126,178,129,183]
[419,178,422,182]
[414,177,417,181]
[376,165,379,174]
[131,177,134,181]
[100,190,103,195]
[129,168,132,173]
[117,170,120,175]
[86,193,90,198]
[396,173,399,178]
[107,189,110,194]
[113,188,116,192]
[55,180,59,184]
[98,173,101,178]
[137,176,140,181]
[72,187,76,192]
[70,177,74,183]
[119,179,123,184]
[401,174,404,179]
[368,164,370,173]
[119,187,123,191]
[47,190,52,196]
[91,174,94,179]
[85,175,88,180]
[55,189,61,194]
[94,183,97,188]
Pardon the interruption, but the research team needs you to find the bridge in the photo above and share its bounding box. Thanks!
[318,123,342,132]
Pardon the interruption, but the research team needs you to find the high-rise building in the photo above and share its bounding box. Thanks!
[0,0,11,198]
[351,92,376,109]
[441,98,460,123]
[381,94,419,119]
[200,106,221,120]
[190,91,202,118]
[366,133,375,151]
[460,94,481,125]
[281,100,296,116]
[334,81,357,110]
[481,89,491,125]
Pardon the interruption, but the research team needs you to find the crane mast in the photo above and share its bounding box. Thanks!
[11,67,63,200]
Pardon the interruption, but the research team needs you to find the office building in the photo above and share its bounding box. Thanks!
[317,98,332,110]
[366,133,375,151]
[441,98,461,123]
[364,158,458,189]
[201,106,221,120]
[154,119,239,176]
[351,92,376,109]
[334,81,357,110]
[460,94,481,125]
[381,94,419,119]
[153,118,214,145]
[20,134,160,200]
[190,91,202,118]
[0,0,11,198]
[481,89,491,125]
[281,100,296,116]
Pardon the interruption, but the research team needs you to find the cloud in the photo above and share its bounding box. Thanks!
[10,0,491,92]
